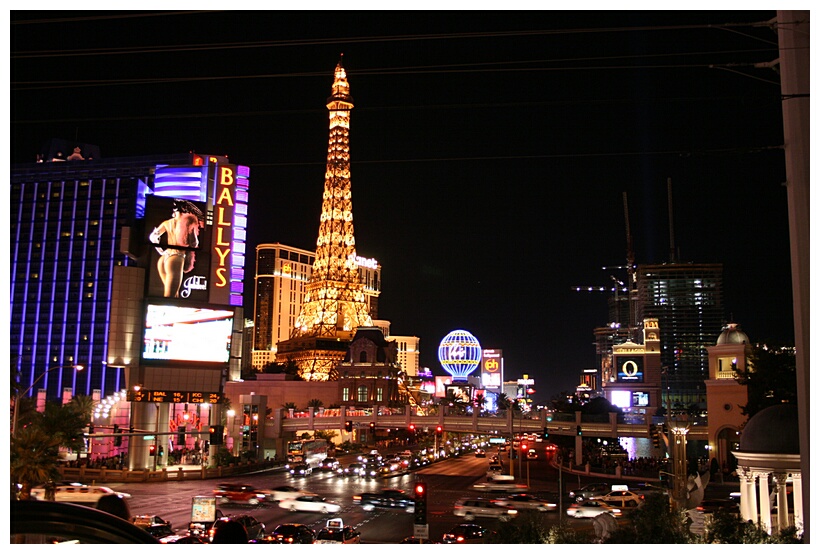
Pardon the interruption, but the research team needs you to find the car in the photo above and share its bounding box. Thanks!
[497,493,557,512]
[569,482,611,502]
[487,462,504,476]
[130,514,170,529]
[526,449,538,460]
[400,536,437,544]
[353,489,416,512]
[268,523,316,544]
[475,449,486,458]
[320,457,340,471]
[288,463,313,477]
[566,499,623,519]
[340,462,365,477]
[11,500,159,544]
[595,489,645,508]
[360,464,381,479]
[441,523,498,544]
[489,454,500,463]
[161,534,209,544]
[142,523,175,540]
[213,483,267,505]
[209,514,266,542]
[378,462,406,478]
[30,484,131,506]
[314,518,361,544]
[473,474,527,493]
[453,498,519,522]
[260,485,312,503]
[697,498,740,514]
[279,494,342,514]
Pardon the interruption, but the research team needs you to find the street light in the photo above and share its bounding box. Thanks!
[12,364,83,437]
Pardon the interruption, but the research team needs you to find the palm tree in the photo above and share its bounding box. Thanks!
[474,392,485,413]
[11,426,63,500]
[496,392,513,411]
[307,398,324,409]
[39,401,87,453]
[67,395,96,429]
[282,402,297,411]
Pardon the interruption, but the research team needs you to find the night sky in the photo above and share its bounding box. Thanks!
[9,8,796,404]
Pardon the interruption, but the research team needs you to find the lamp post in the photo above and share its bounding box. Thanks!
[12,364,83,437]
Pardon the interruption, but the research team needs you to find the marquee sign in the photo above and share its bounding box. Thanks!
[127,389,222,404]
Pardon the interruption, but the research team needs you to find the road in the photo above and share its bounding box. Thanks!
[112,446,734,543]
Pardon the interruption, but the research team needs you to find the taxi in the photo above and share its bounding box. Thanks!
[314,518,361,544]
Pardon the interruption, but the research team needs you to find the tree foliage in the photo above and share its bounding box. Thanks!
[549,391,582,413]
[11,426,63,499]
[736,344,797,418]
[581,395,622,416]
[703,510,802,544]
[604,494,693,544]
[485,511,552,543]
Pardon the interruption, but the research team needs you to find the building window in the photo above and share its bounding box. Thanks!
[376,388,383,402]
[342,388,349,402]
[360,351,368,363]
[357,386,368,403]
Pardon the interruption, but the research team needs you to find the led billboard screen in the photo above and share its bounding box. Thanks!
[143,303,233,364]
[614,355,644,383]
[145,195,211,302]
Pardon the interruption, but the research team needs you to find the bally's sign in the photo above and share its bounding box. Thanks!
[210,165,237,306]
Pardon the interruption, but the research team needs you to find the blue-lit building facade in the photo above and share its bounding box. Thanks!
[10,143,249,468]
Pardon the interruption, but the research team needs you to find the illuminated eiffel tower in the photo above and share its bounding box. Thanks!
[276,58,373,381]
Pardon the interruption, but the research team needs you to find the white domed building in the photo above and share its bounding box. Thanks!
[733,403,803,534]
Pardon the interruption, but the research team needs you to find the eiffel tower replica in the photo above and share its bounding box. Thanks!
[276,58,373,381]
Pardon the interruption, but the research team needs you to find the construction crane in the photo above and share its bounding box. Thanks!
[571,192,638,329]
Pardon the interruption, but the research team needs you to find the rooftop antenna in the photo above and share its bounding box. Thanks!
[667,178,677,263]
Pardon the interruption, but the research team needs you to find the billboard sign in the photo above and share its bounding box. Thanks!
[434,375,453,398]
[145,196,210,301]
[481,349,503,391]
[615,355,645,383]
[142,303,233,364]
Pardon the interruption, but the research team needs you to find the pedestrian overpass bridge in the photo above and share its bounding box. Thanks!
[271,407,708,442]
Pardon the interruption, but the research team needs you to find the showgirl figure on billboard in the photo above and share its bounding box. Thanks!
[149,199,205,297]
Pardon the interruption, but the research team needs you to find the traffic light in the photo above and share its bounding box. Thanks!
[521,442,528,452]
[651,424,660,448]
[209,425,224,445]
[576,425,582,436]
[414,481,428,525]
[408,423,415,432]
[542,426,549,440]
[177,425,186,446]
[149,444,156,456]
[370,421,376,431]
[435,425,443,436]
[113,424,122,446]
[158,446,164,457]
[345,420,353,432]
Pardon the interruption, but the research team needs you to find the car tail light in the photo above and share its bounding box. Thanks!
[456,536,464,543]
[352,495,361,502]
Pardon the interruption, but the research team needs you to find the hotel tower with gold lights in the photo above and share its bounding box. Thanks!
[275,59,373,381]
